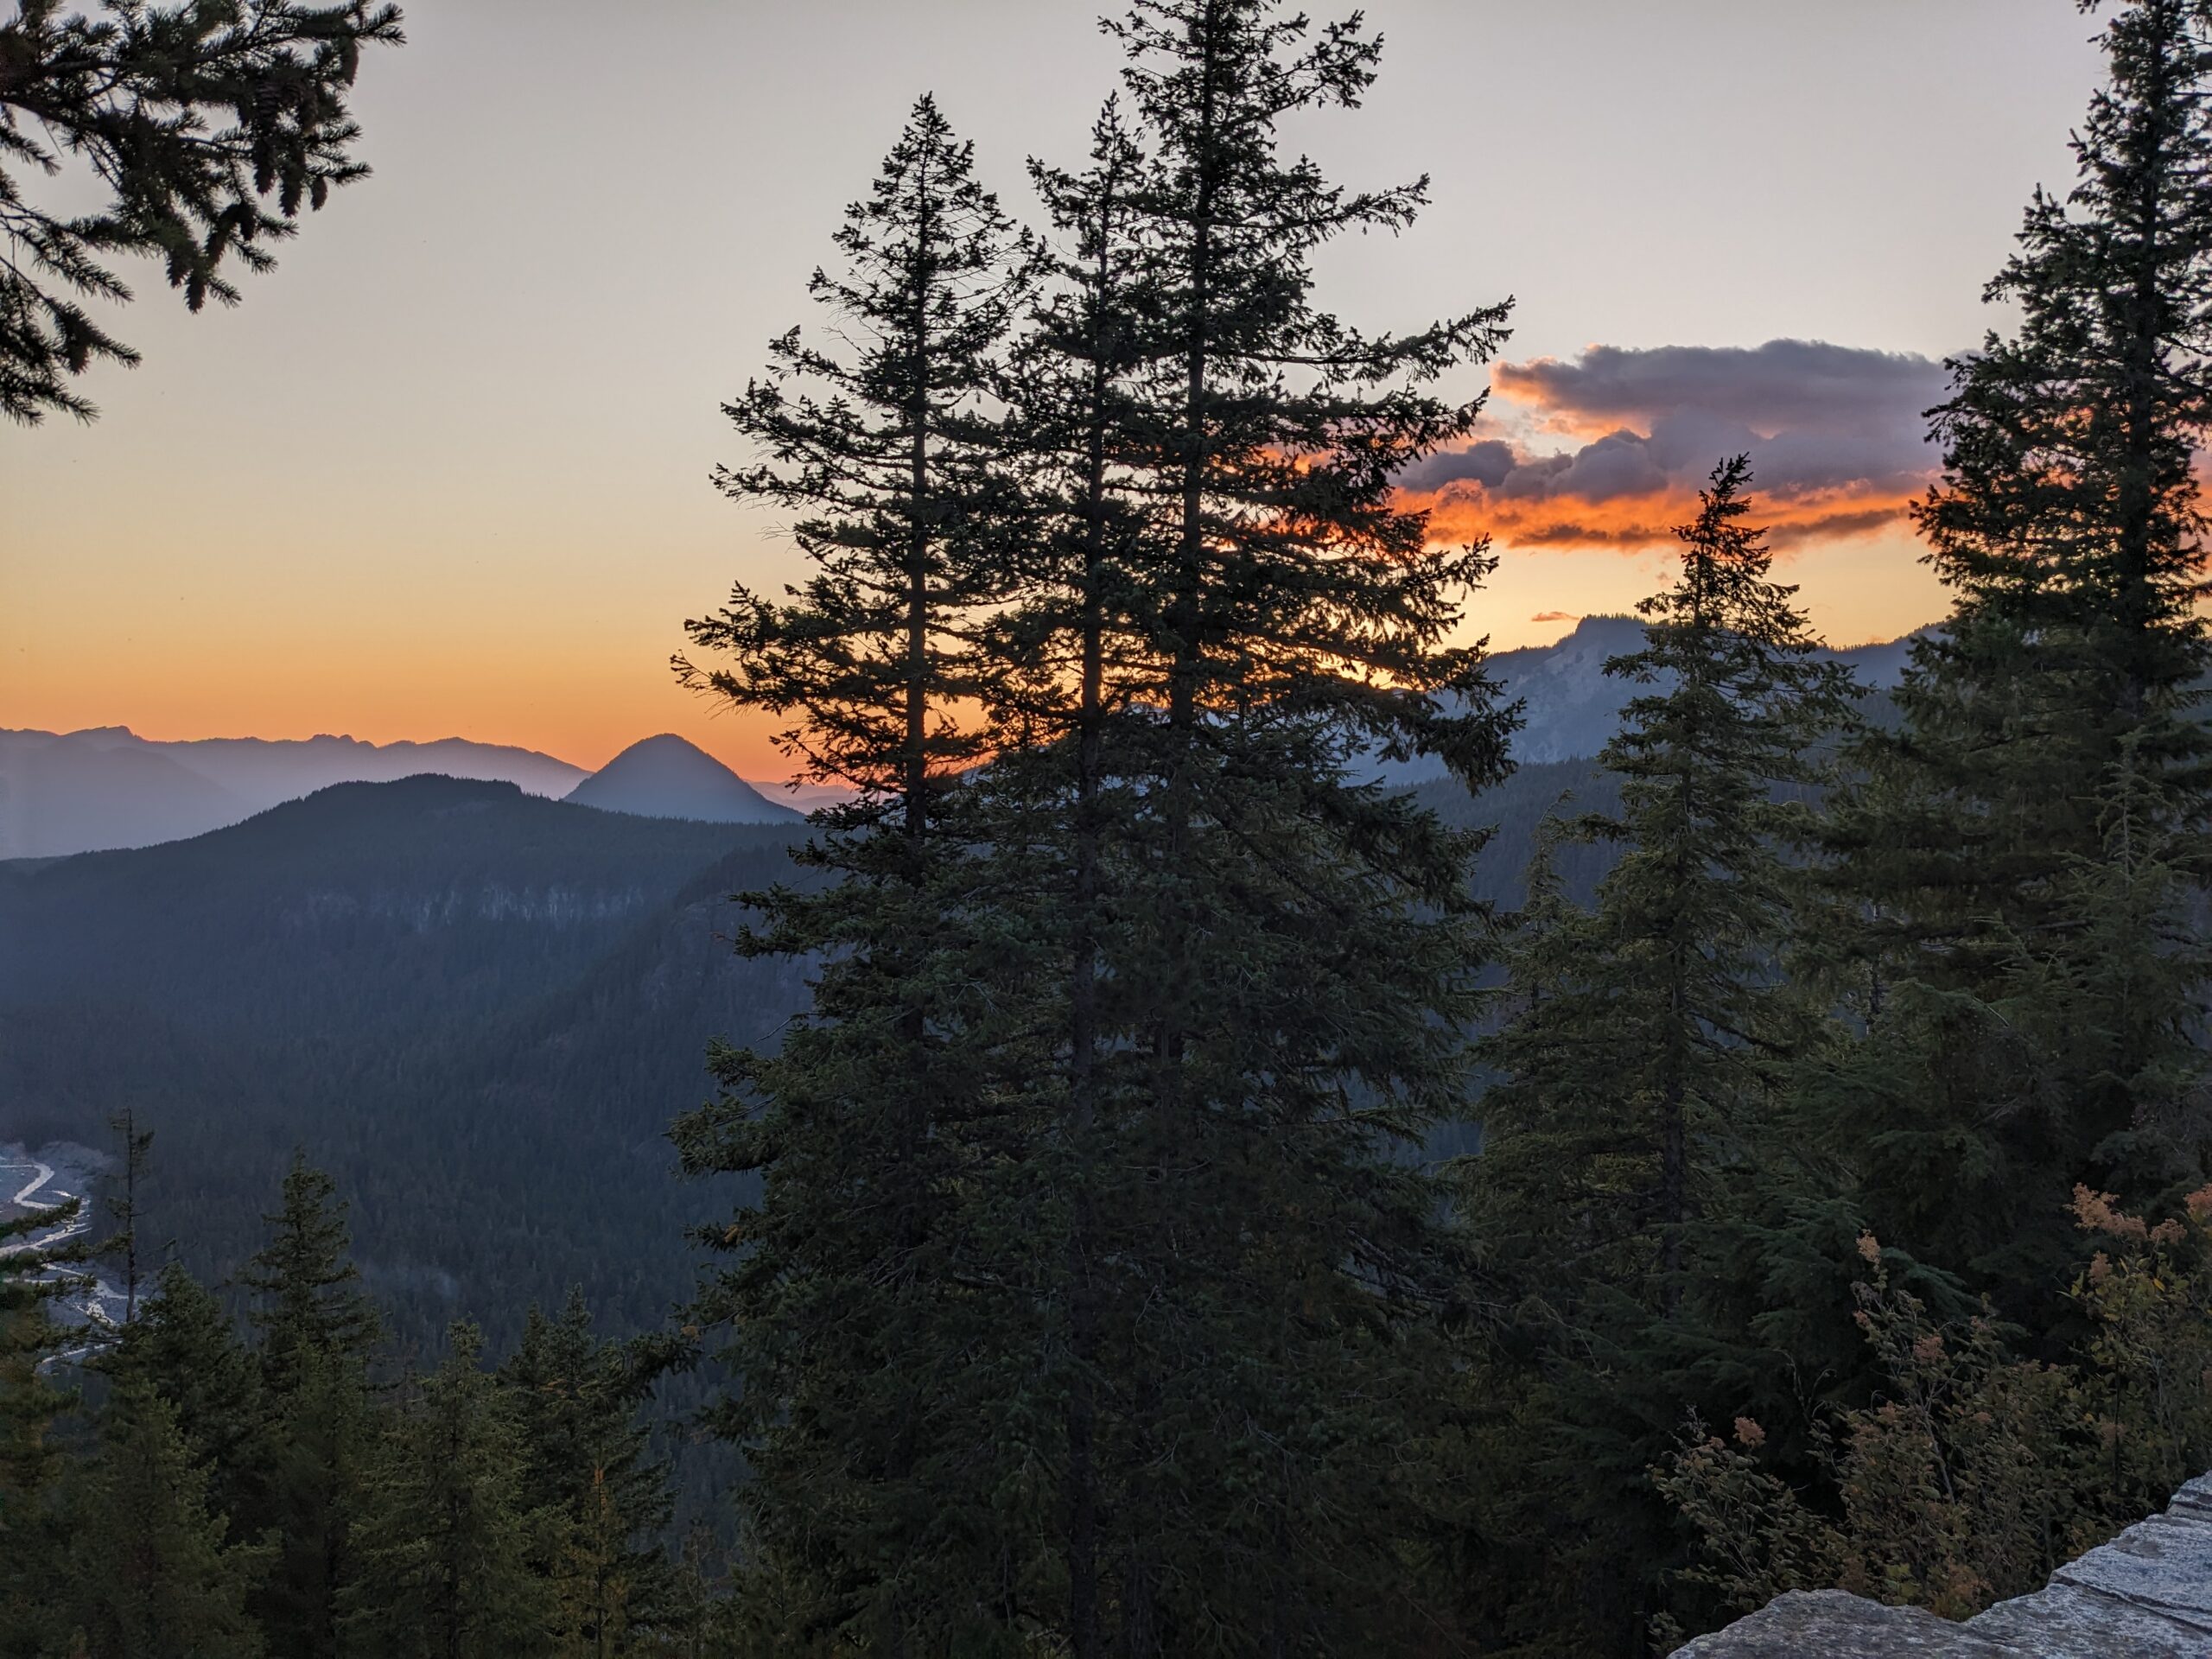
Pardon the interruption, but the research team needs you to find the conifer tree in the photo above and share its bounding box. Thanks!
[245,1153,381,1395]
[101,1107,154,1325]
[1823,0,2212,1296]
[1832,744,2212,1296]
[343,1322,551,1658]
[239,1154,383,1659]
[1478,461,1850,1294]
[995,96,1159,1655]
[677,9,1515,1647]
[0,1196,85,1656]
[1993,741,2212,1187]
[60,1379,269,1659]
[0,0,406,423]
[500,1289,673,1656]
[680,90,1030,823]
[1001,4,1513,1647]
[672,92,1043,1648]
[105,1260,263,1535]
[0,1195,80,1509]
[1465,461,1853,1648]
[659,1529,732,1659]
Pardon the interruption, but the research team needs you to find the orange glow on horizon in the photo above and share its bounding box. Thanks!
[8,432,1944,774]
[9,493,1945,770]
[3,634,804,785]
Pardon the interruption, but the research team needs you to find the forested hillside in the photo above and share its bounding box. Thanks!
[0,777,812,1344]
[0,760,1613,1349]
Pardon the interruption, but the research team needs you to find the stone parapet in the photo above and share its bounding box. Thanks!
[1675,1475,2212,1657]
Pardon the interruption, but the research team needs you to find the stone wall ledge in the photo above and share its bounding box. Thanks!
[1675,1474,2212,1657]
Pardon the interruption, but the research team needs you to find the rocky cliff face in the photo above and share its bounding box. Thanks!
[1677,1476,2212,1656]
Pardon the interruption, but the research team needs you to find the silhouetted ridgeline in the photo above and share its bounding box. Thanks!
[1373,613,1917,785]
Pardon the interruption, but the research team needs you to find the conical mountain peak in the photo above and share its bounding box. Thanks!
[563,735,800,825]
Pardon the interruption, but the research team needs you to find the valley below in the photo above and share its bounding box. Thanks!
[1,1143,127,1358]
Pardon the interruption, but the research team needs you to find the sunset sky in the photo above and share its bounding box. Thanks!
[3,2,2107,779]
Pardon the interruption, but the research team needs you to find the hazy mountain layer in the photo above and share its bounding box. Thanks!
[1376,613,1919,784]
[0,725,591,858]
[4,620,1914,856]
[0,627,1877,1341]
[564,734,802,825]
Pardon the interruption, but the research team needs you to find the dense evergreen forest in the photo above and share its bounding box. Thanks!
[11,0,2212,1653]
[0,764,1594,1350]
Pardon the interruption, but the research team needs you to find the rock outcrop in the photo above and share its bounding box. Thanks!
[1675,1475,2212,1656]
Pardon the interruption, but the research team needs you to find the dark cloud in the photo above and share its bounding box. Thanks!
[1397,340,1949,550]
[1497,429,1669,503]
[1394,438,1516,492]
[1494,339,1949,435]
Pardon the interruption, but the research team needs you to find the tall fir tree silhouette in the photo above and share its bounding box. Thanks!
[671,92,1042,1649]
[1044,4,1510,1647]
[62,1380,269,1659]
[239,1154,383,1659]
[1465,460,1853,1649]
[343,1323,550,1657]
[500,1289,674,1655]
[0,1192,88,1654]
[1825,0,2212,1304]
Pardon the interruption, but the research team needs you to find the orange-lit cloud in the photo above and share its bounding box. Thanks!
[1404,339,1949,554]
[1409,483,1926,553]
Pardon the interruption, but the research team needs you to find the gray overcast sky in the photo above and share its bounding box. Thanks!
[5,2,2108,772]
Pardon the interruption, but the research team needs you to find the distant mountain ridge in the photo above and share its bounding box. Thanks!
[0,726,591,860]
[1375,613,1923,785]
[4,620,1920,857]
[0,726,808,858]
